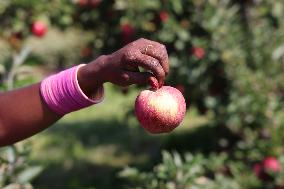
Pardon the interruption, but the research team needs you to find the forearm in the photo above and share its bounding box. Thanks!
[0,83,61,146]
[0,57,105,146]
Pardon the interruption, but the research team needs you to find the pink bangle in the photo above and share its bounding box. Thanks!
[40,64,104,116]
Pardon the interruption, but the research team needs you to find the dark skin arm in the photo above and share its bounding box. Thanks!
[0,38,169,146]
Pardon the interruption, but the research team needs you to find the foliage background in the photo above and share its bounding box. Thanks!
[1,0,284,188]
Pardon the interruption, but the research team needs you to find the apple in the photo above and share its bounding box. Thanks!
[31,21,47,37]
[135,78,186,134]
[253,163,268,181]
[253,156,281,181]
[190,47,205,59]
[89,0,101,8]
[78,0,100,7]
[263,156,281,173]
[78,0,88,6]
[159,11,169,23]
[121,23,135,44]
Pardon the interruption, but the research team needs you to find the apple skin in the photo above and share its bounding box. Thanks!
[159,11,169,22]
[135,86,186,134]
[254,163,268,181]
[190,47,205,59]
[253,156,281,181]
[31,21,47,37]
[263,156,281,173]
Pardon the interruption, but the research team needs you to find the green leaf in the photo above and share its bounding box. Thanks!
[6,146,17,163]
[118,167,139,178]
[170,0,183,14]
[3,183,33,189]
[17,166,43,183]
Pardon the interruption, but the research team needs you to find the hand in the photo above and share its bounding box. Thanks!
[78,38,169,95]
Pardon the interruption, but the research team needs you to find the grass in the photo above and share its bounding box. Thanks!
[25,84,209,189]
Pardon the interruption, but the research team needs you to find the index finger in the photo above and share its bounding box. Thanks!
[135,39,170,75]
[143,43,169,76]
[122,49,165,87]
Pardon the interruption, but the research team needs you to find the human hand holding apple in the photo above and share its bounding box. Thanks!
[78,38,186,133]
[78,38,169,96]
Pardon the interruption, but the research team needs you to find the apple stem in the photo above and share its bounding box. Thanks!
[148,77,159,90]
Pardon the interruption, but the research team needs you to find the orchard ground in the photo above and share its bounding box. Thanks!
[26,84,208,189]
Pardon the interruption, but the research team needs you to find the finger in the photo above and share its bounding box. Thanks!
[134,38,169,75]
[124,52,165,86]
[119,71,152,86]
[124,64,140,72]
[142,43,169,76]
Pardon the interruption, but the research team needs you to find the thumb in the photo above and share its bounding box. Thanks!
[122,71,153,86]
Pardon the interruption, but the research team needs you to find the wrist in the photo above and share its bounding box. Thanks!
[40,64,104,116]
[77,56,106,97]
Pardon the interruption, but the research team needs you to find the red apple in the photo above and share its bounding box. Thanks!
[263,156,281,173]
[253,157,281,181]
[253,163,267,180]
[135,83,186,134]
[78,0,88,6]
[121,23,135,36]
[31,21,47,37]
[190,47,205,59]
[121,23,135,44]
[89,0,101,8]
[159,11,169,22]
